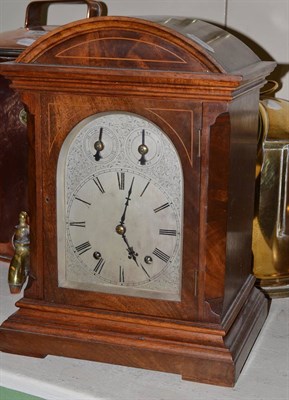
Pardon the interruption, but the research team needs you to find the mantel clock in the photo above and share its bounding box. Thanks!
[0,14,275,386]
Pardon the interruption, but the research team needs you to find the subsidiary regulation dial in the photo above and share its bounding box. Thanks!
[126,127,163,166]
[82,124,119,164]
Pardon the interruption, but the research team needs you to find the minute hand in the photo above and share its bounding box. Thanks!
[120,177,134,225]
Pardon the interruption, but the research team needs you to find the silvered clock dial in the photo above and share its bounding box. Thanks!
[57,112,184,300]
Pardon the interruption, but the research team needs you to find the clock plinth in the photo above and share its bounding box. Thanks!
[0,279,267,387]
[0,15,275,386]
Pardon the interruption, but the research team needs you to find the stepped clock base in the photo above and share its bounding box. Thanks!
[0,287,269,387]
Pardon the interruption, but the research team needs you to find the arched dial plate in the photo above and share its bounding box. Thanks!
[57,112,184,300]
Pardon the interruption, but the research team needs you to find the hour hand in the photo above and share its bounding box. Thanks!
[122,233,139,267]
[115,225,139,267]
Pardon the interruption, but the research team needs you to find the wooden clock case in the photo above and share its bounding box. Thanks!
[0,16,275,386]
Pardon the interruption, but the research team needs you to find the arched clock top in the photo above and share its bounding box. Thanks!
[15,16,264,76]
[16,17,219,73]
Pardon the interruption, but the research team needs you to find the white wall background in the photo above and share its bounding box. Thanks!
[0,0,288,100]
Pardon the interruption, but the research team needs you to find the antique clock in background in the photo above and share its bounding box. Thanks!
[0,15,275,386]
[0,0,108,260]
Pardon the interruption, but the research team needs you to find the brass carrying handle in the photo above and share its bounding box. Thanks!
[25,0,108,29]
[260,80,279,97]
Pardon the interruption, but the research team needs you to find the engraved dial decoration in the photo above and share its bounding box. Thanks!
[57,112,184,300]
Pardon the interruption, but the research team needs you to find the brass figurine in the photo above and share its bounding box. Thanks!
[8,211,30,294]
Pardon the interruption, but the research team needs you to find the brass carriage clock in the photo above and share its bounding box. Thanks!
[0,15,275,386]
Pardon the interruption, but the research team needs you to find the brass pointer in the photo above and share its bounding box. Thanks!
[115,177,140,266]
[94,127,104,161]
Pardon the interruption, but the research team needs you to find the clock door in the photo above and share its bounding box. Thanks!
[39,94,202,320]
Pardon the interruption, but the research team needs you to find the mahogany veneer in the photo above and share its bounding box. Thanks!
[0,16,275,386]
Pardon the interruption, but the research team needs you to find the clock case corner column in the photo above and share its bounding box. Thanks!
[200,85,268,327]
